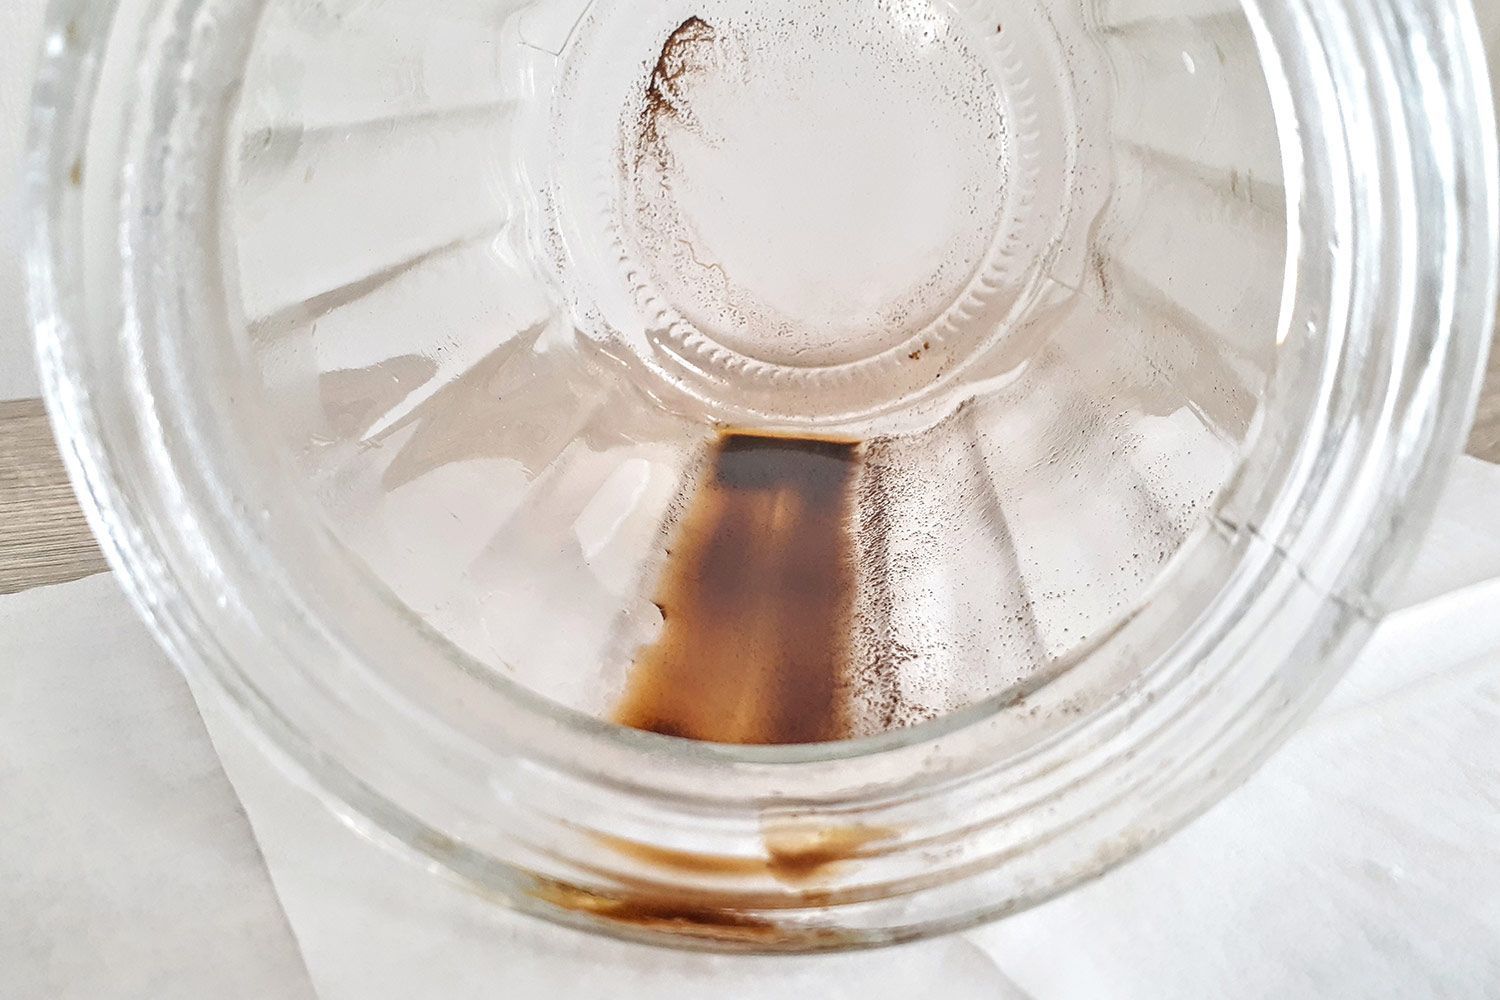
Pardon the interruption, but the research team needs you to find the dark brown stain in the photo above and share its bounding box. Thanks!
[532,880,785,944]
[613,432,861,745]
[636,16,718,170]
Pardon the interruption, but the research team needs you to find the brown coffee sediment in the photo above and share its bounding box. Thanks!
[532,879,788,945]
[613,432,860,745]
[636,16,718,171]
[539,823,893,938]
[593,434,913,927]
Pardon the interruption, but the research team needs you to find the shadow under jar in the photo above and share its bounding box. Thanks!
[28,0,1497,951]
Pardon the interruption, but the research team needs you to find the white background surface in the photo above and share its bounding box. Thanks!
[0,577,316,999]
[2,3,1500,998]
[0,0,47,399]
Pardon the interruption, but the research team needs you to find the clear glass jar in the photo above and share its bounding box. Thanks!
[26,0,1496,953]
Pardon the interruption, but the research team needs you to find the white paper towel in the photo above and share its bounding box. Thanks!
[972,582,1500,998]
[0,575,316,1000]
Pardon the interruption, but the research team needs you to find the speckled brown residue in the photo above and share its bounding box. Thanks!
[1090,247,1113,304]
[636,16,718,170]
[613,432,861,745]
[847,442,941,734]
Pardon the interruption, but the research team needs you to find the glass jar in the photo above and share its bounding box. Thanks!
[26,0,1496,953]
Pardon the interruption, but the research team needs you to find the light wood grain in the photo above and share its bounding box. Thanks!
[2,332,1499,596]
[0,398,109,594]
[1468,325,1500,463]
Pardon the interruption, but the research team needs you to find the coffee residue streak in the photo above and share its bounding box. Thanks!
[533,880,788,945]
[537,824,891,942]
[613,432,861,744]
[636,16,718,169]
[595,824,891,884]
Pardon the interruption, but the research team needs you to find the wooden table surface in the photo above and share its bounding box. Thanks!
[3,336,1499,596]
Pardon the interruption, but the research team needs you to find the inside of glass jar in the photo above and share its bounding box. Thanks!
[225,0,1285,742]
